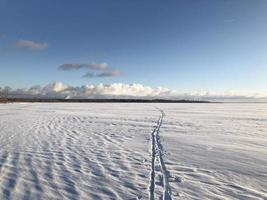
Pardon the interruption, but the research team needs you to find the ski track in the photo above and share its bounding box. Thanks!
[149,109,172,200]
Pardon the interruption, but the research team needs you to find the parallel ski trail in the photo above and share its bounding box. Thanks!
[149,117,158,200]
[149,109,172,200]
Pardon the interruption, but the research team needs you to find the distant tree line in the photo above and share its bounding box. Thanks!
[0,87,10,101]
[5,98,211,103]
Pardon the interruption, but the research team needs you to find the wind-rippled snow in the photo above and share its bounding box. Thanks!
[0,103,266,200]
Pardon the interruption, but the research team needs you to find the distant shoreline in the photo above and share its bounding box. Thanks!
[1,98,211,103]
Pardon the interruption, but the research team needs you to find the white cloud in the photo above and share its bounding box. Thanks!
[59,62,122,79]
[83,69,122,78]
[6,82,267,101]
[97,70,121,77]
[82,72,95,78]
[58,63,108,71]
[16,39,48,50]
[42,82,67,93]
[89,63,108,70]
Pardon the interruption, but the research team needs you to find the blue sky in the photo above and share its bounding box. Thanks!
[0,0,267,94]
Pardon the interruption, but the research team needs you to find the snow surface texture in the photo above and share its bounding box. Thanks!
[0,103,266,200]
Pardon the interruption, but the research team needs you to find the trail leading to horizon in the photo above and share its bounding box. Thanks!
[149,109,172,200]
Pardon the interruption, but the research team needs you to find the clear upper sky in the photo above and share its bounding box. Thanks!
[0,0,267,93]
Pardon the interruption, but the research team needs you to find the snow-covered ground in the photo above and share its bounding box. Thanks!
[0,103,266,200]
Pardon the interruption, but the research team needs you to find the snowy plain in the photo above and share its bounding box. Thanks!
[0,103,266,200]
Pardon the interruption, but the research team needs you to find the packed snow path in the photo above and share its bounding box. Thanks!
[149,109,172,200]
[0,103,266,200]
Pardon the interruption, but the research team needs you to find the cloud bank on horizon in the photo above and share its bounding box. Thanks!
[4,82,267,102]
